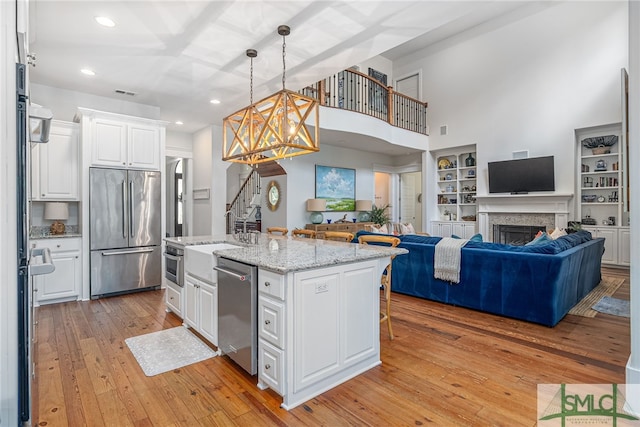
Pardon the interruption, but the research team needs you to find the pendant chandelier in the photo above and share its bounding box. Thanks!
[223,25,319,165]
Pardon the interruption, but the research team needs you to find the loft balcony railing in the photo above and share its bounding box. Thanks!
[301,68,428,135]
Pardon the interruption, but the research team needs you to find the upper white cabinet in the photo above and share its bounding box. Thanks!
[31,120,79,200]
[77,108,165,171]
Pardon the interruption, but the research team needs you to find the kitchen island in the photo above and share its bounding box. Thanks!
[164,233,407,410]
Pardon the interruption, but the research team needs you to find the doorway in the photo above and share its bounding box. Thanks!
[400,172,422,233]
[374,170,423,233]
[166,157,190,237]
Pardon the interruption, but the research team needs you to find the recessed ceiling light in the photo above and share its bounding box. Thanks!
[210,99,221,104]
[95,16,116,28]
[175,121,183,125]
[80,68,96,76]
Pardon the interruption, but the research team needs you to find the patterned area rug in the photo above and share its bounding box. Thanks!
[568,276,625,318]
[125,327,217,376]
[592,296,630,318]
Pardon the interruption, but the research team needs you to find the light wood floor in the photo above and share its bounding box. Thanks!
[33,267,630,426]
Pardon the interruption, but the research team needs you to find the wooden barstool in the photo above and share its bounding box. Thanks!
[323,231,354,242]
[266,227,288,236]
[358,235,401,340]
[292,229,316,238]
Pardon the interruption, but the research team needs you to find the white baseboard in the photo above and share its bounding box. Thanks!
[625,359,640,416]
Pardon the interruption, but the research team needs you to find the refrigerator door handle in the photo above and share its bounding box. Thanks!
[101,248,155,256]
[129,180,134,238]
[122,181,127,238]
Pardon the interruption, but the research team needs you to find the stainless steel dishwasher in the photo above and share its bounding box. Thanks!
[214,257,258,375]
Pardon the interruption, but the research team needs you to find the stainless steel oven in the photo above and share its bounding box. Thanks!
[164,243,184,286]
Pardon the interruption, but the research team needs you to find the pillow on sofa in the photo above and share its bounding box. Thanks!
[525,232,552,246]
[401,223,415,234]
[550,227,567,239]
[451,233,483,242]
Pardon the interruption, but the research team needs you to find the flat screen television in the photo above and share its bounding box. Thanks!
[488,155,555,194]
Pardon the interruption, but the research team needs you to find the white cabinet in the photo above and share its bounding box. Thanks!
[184,275,218,346]
[257,259,384,410]
[165,282,182,317]
[430,221,476,238]
[77,108,164,171]
[582,226,631,266]
[31,121,79,200]
[91,118,161,170]
[257,269,286,394]
[619,227,631,266]
[31,238,81,305]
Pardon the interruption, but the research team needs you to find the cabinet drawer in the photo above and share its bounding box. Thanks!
[259,269,285,300]
[259,339,284,394]
[165,284,182,317]
[32,237,81,252]
[259,295,285,348]
[313,225,330,231]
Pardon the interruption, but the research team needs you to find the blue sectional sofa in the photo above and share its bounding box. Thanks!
[354,230,604,327]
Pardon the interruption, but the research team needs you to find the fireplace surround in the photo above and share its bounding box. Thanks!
[476,193,573,241]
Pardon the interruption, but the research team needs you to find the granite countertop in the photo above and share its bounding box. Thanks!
[168,234,407,274]
[31,233,82,240]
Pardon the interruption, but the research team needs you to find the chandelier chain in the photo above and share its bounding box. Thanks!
[282,34,286,91]
[250,55,253,104]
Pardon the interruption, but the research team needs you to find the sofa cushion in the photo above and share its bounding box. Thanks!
[399,234,443,245]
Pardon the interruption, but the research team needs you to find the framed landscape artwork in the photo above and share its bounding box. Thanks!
[315,165,356,211]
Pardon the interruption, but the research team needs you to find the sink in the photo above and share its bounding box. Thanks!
[184,243,241,283]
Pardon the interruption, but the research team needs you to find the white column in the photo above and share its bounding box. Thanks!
[626,0,640,415]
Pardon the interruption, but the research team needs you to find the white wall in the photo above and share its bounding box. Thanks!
[192,127,213,235]
[393,1,628,200]
[356,56,393,85]
[279,145,397,231]
[30,83,161,122]
[166,130,192,153]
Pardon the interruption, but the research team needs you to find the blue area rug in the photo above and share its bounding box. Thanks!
[592,296,630,318]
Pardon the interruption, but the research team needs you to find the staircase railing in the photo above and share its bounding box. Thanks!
[301,68,429,135]
[226,169,261,234]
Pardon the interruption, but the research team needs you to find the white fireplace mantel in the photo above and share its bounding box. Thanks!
[476,193,574,238]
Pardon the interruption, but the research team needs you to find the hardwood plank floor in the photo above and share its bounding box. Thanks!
[33,266,631,426]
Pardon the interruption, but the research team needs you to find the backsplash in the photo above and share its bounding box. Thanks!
[30,225,80,238]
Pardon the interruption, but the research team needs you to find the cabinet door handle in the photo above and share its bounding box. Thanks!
[264,320,271,325]
[264,281,271,287]
[265,364,271,370]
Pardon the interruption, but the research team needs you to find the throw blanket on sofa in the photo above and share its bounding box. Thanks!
[434,237,469,284]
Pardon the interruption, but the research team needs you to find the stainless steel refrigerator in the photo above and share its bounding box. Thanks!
[90,167,162,298]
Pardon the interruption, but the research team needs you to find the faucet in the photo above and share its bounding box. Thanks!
[233,193,261,243]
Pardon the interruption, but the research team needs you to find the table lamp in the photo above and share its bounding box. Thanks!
[44,202,69,235]
[355,200,372,222]
[306,199,326,224]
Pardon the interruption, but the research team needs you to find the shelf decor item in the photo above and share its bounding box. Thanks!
[581,135,618,155]
[465,153,475,167]
[307,198,326,224]
[355,200,373,222]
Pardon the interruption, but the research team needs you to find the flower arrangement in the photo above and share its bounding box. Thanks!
[581,135,618,154]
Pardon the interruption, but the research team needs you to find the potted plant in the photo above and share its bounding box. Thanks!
[581,135,618,155]
[369,204,391,227]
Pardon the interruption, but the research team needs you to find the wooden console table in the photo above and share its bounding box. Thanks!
[305,222,373,239]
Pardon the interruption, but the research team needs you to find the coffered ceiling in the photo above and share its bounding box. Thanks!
[29,1,531,134]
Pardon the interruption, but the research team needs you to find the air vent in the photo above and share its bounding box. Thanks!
[114,89,136,96]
